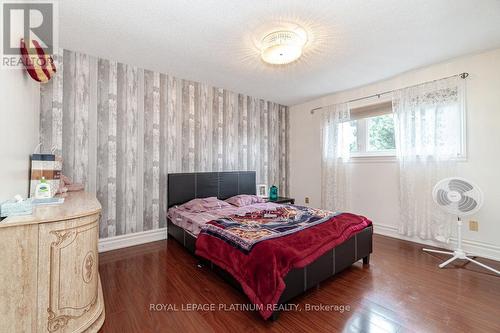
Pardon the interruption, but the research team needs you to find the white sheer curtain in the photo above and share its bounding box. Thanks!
[393,76,465,241]
[321,103,352,212]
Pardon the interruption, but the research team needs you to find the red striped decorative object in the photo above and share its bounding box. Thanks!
[20,38,56,83]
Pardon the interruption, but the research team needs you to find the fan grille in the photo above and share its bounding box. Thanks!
[448,179,473,193]
[432,177,482,216]
[458,195,477,212]
[436,189,452,206]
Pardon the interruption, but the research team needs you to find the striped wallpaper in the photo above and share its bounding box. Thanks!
[40,49,289,239]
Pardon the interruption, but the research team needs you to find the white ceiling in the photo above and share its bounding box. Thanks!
[59,0,500,105]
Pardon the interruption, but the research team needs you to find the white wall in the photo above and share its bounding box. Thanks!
[0,70,40,201]
[290,48,500,260]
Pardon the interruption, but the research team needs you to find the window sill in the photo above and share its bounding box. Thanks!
[349,154,397,163]
[346,155,469,164]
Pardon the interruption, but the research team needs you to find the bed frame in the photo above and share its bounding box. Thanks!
[167,171,373,320]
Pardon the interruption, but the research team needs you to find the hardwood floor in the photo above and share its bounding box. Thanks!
[98,235,500,333]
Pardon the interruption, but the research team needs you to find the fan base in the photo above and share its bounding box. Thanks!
[423,248,500,275]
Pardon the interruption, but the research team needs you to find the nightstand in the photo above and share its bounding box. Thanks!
[267,197,295,204]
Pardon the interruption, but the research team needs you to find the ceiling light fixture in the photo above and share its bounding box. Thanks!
[260,29,307,65]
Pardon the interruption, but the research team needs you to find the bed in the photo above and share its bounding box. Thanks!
[166,171,373,320]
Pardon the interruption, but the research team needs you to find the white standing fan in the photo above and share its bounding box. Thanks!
[423,177,500,275]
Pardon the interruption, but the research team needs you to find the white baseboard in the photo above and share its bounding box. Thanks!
[374,223,500,262]
[98,228,168,252]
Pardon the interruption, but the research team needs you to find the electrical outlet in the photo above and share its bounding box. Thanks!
[305,197,310,204]
[469,220,479,232]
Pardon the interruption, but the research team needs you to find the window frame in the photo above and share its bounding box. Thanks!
[347,99,397,159]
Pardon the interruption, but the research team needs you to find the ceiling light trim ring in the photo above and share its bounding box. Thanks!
[260,29,307,65]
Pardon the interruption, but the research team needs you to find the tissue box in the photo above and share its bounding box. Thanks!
[0,199,33,218]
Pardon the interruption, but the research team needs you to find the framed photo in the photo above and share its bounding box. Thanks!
[256,184,268,198]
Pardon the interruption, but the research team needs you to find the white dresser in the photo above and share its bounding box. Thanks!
[0,192,105,332]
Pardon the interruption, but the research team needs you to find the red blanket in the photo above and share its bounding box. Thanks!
[195,212,372,319]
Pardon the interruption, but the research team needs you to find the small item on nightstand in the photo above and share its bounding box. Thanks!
[29,148,62,198]
[32,197,65,206]
[35,177,52,199]
[0,195,33,218]
[257,184,268,198]
[269,185,278,201]
[56,174,85,194]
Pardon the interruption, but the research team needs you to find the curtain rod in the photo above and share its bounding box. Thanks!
[310,72,469,114]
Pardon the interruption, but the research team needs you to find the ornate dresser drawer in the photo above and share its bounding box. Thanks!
[0,192,105,333]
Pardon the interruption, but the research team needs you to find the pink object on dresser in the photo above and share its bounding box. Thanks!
[168,202,282,235]
[56,174,85,194]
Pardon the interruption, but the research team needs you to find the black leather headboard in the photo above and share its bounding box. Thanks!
[167,171,256,208]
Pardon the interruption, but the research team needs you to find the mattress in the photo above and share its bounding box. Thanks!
[167,202,282,236]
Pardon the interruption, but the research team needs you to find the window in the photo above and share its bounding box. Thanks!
[342,101,396,157]
[367,114,396,152]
